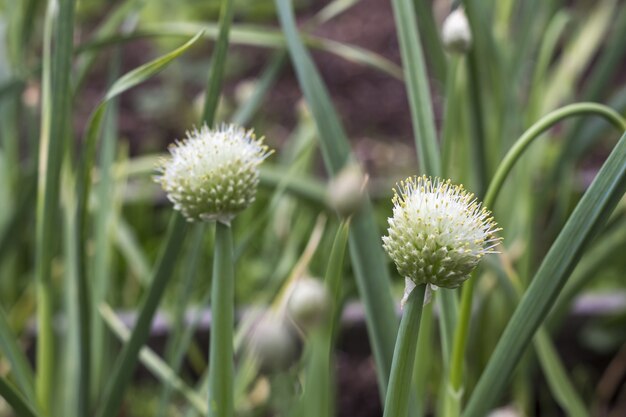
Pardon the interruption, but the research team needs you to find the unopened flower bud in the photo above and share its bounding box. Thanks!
[442,8,472,54]
[155,124,272,223]
[286,277,330,331]
[244,313,300,373]
[326,164,368,217]
[382,176,501,289]
[234,79,258,105]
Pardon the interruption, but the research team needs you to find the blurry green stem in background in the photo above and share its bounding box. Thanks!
[274,0,400,403]
[200,0,235,414]
[207,222,235,417]
[446,102,626,417]
[390,0,440,176]
[0,377,40,417]
[201,0,234,125]
[96,215,188,417]
[382,285,427,417]
[35,0,75,412]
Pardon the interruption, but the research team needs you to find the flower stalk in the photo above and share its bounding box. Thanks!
[382,284,427,417]
[208,221,235,417]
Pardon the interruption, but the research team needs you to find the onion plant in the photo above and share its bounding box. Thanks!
[0,0,624,416]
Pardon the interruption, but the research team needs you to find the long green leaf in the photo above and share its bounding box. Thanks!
[274,0,399,400]
[91,52,122,397]
[390,0,440,175]
[462,130,626,417]
[35,0,76,412]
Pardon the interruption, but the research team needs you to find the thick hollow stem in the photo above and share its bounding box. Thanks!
[208,222,235,417]
[382,284,427,417]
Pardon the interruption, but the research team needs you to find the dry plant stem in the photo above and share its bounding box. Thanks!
[208,221,234,417]
[382,284,427,417]
[445,102,626,417]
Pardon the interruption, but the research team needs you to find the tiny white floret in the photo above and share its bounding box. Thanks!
[155,123,272,223]
[382,176,501,289]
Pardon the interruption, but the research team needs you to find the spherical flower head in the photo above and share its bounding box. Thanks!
[156,124,272,223]
[382,176,501,289]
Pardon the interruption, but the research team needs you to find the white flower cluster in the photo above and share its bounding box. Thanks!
[382,176,501,289]
[156,124,271,223]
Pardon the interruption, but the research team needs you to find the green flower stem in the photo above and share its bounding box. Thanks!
[445,102,626,417]
[484,102,626,209]
[208,221,235,417]
[382,284,427,417]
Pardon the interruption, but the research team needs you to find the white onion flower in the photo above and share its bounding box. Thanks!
[156,124,272,223]
[382,176,501,289]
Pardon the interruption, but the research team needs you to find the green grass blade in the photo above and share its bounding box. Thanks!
[34,0,76,412]
[61,159,91,417]
[95,214,188,417]
[0,376,41,417]
[462,130,626,417]
[390,0,440,175]
[275,0,399,399]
